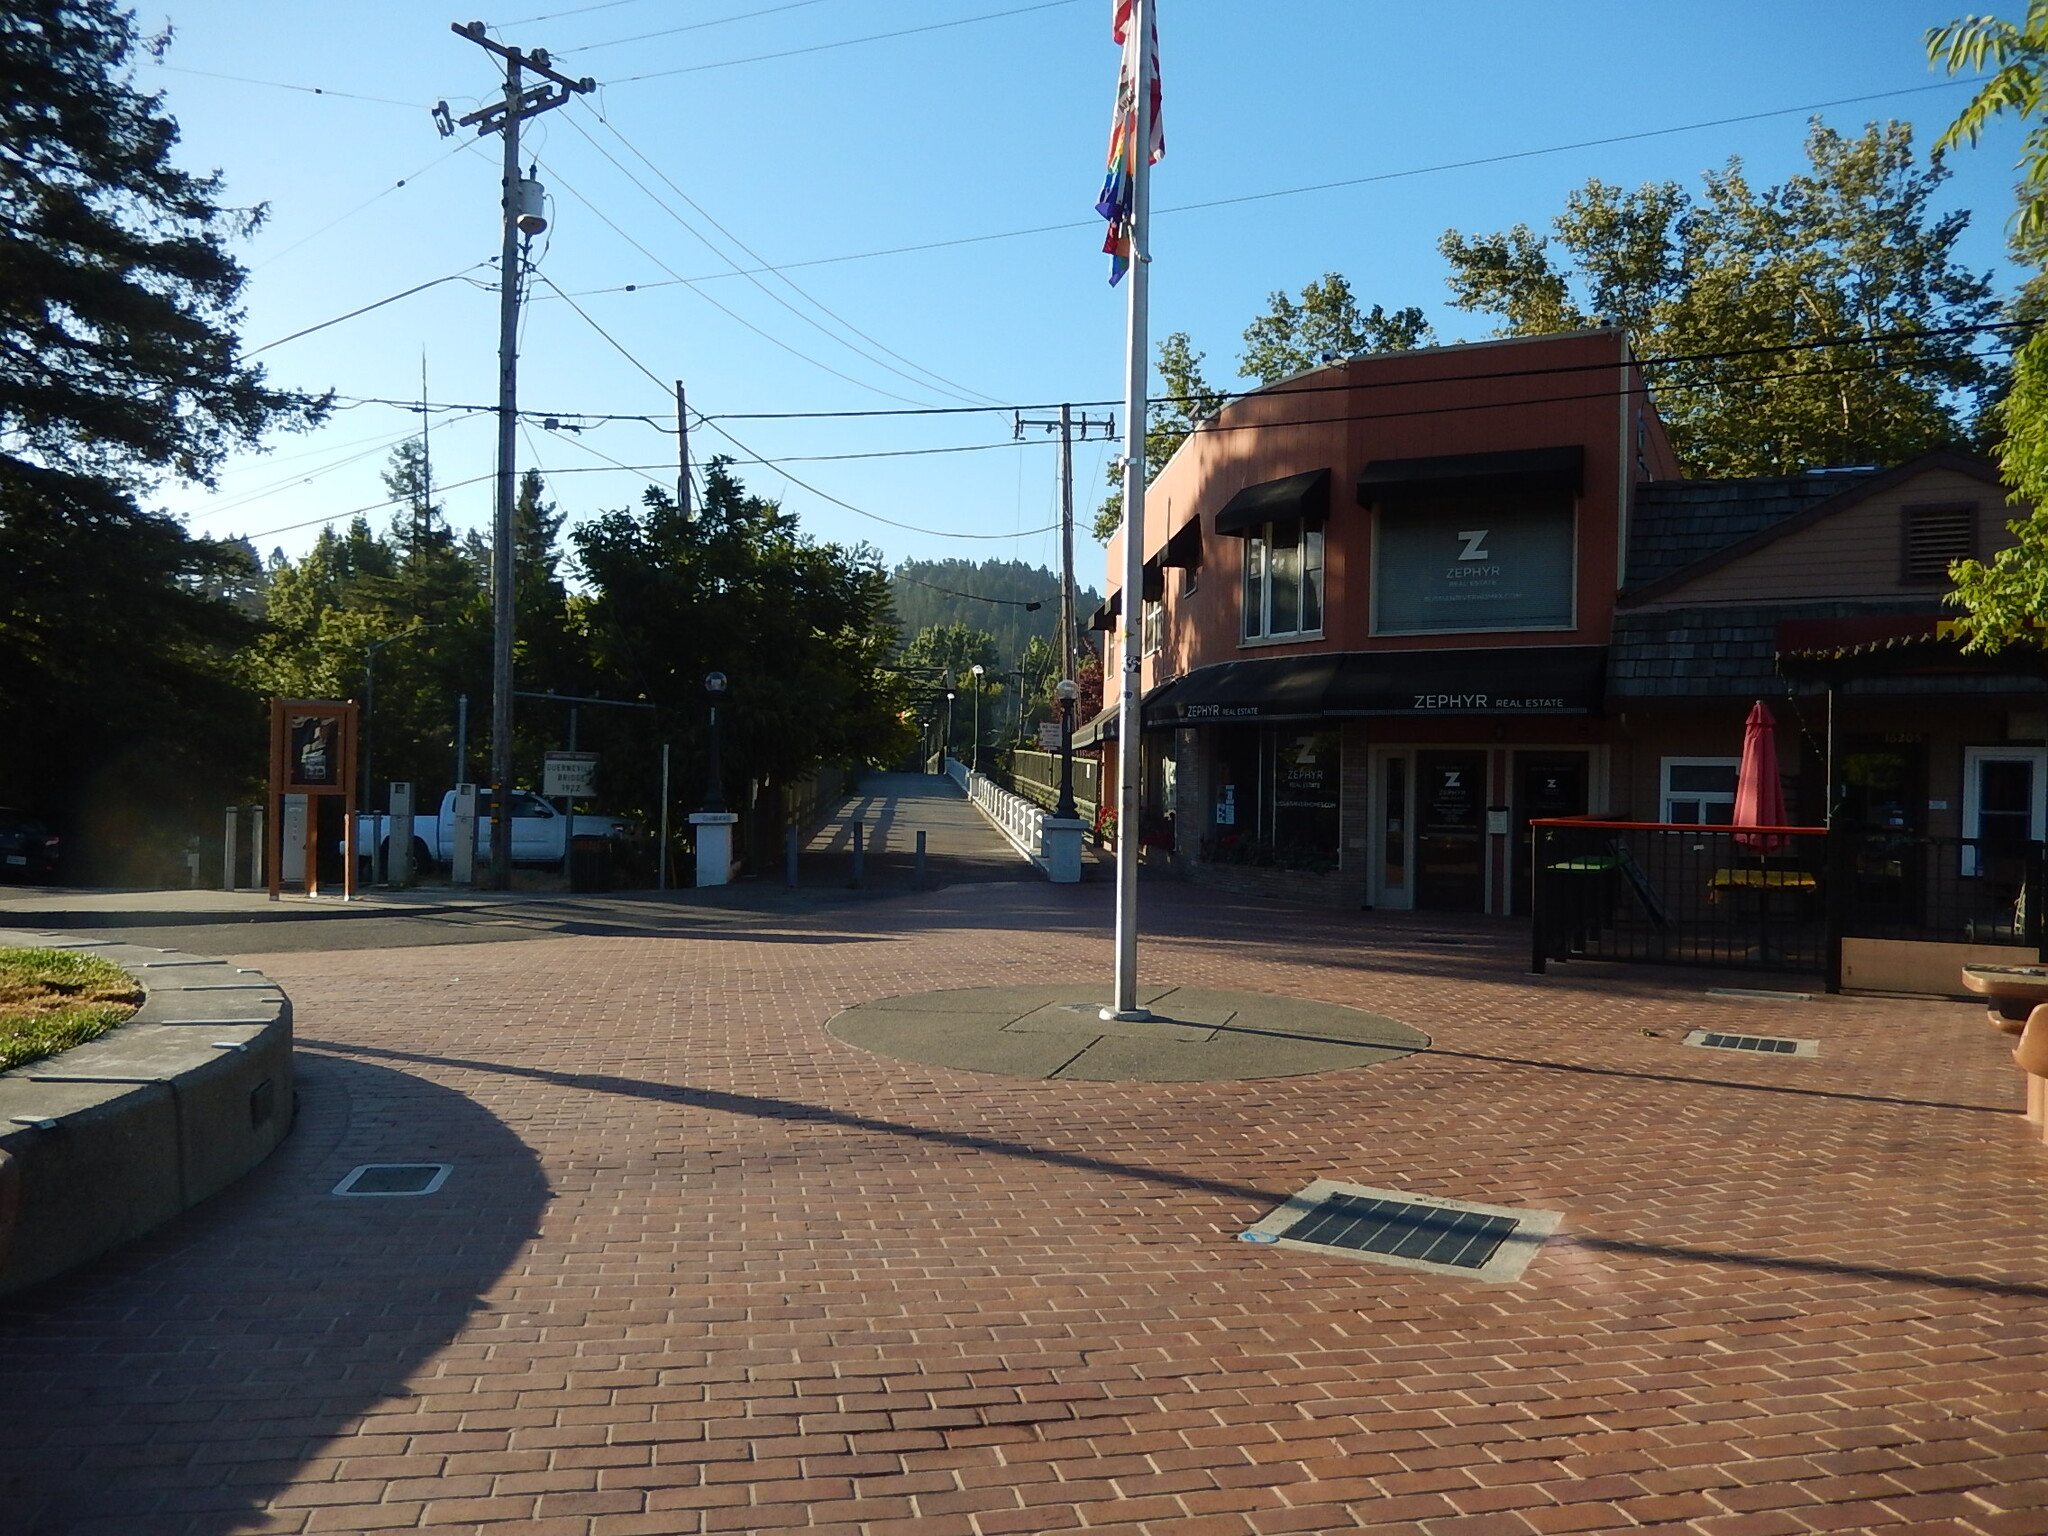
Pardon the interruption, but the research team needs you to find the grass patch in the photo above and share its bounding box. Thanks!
[0,947,142,1072]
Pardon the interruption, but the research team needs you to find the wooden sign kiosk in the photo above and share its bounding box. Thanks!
[267,699,359,901]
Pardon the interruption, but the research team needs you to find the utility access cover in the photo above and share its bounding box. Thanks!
[1241,1180,1560,1282]
[333,1163,451,1197]
[1682,1030,1817,1058]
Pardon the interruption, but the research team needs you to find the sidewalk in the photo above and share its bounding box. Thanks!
[3,873,2046,1535]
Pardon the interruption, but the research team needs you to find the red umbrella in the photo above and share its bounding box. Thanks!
[1733,700,1787,853]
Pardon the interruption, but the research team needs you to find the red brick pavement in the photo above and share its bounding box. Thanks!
[3,878,2047,1536]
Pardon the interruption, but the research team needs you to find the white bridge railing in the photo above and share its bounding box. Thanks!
[946,758,1046,869]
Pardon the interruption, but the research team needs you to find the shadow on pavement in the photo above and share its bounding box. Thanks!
[304,1037,2048,1303]
[0,1053,549,1536]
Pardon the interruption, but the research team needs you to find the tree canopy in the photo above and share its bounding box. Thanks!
[1239,273,1434,386]
[0,0,325,870]
[1439,120,2002,476]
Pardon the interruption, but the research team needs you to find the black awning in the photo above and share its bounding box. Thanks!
[1141,561,1165,601]
[1160,519,1203,569]
[1146,645,1607,728]
[1088,591,1121,632]
[1214,467,1331,537]
[1357,445,1583,500]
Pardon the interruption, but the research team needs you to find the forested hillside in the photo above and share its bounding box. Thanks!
[889,559,1103,668]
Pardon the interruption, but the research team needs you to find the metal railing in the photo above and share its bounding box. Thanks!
[1531,819,1829,975]
[966,767,1045,862]
[1011,748,1099,823]
[1531,820,2048,980]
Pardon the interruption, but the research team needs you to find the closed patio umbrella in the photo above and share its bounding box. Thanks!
[1733,700,1787,853]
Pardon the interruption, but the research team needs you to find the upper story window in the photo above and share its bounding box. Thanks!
[1901,502,1976,584]
[1142,597,1164,656]
[1372,488,1576,635]
[1242,520,1325,640]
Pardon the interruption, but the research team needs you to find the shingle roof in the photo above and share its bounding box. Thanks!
[1606,600,1995,698]
[1623,469,1880,593]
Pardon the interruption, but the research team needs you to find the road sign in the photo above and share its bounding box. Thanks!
[1037,722,1064,751]
[543,751,599,799]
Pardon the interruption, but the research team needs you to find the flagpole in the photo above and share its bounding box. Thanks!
[1108,0,1153,1021]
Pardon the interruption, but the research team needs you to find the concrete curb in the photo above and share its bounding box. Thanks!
[0,930,292,1299]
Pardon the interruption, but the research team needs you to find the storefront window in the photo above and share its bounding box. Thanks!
[1373,488,1574,634]
[1272,731,1341,860]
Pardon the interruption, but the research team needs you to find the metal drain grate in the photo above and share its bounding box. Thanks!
[1682,1029,1818,1058]
[333,1163,451,1197]
[1240,1179,1561,1282]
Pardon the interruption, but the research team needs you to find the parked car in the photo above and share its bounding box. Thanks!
[0,809,61,882]
[356,789,632,872]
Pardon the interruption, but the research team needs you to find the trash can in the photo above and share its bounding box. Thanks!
[568,834,612,892]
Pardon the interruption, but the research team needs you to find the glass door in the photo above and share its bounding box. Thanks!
[1415,750,1488,911]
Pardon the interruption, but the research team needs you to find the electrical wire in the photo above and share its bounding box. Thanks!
[568,109,1003,406]
[245,264,496,356]
[610,0,1082,83]
[893,571,1045,610]
[567,0,845,54]
[146,62,419,108]
[563,78,1988,297]
[532,272,674,396]
[252,140,476,272]
[537,157,951,408]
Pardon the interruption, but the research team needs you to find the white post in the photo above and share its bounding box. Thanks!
[450,782,478,887]
[658,742,672,890]
[222,806,239,892]
[249,804,265,890]
[390,781,415,887]
[1109,0,1154,1021]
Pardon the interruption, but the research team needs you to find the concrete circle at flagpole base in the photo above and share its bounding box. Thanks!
[826,984,1429,1082]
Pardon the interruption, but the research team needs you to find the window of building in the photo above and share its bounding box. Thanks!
[1142,596,1163,656]
[1372,488,1574,635]
[1661,758,1738,824]
[1241,519,1324,640]
[1901,503,1976,584]
[1180,562,1198,597]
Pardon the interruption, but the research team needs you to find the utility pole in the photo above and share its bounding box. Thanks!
[675,380,691,516]
[435,21,595,888]
[1014,406,1114,689]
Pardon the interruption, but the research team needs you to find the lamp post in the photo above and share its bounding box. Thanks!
[702,671,728,811]
[969,663,984,772]
[1055,678,1079,821]
[944,690,955,766]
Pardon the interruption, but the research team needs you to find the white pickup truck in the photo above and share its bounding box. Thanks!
[358,789,632,871]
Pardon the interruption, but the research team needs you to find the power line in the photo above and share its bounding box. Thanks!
[560,78,1988,298]
[568,0,845,54]
[610,0,1082,83]
[892,571,1044,610]
[245,264,496,356]
[252,140,477,272]
[573,107,1004,406]
[532,271,673,396]
[146,61,419,107]
[537,156,948,408]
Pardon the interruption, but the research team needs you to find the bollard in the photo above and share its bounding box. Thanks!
[785,824,799,888]
[249,805,265,890]
[915,829,927,892]
[222,806,240,892]
[851,820,865,888]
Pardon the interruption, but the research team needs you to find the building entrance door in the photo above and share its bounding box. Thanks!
[1415,750,1487,911]
[1512,752,1588,915]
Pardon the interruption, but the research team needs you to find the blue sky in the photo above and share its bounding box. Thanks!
[142,1,2033,578]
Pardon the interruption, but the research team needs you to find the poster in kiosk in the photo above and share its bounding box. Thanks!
[267,698,358,901]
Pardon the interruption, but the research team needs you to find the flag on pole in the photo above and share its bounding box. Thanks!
[1095,0,1162,284]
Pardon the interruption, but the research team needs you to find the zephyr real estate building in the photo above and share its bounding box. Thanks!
[1084,328,2044,919]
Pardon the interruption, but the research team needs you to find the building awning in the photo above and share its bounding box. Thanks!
[1143,645,1607,728]
[1214,468,1331,537]
[1357,445,1583,500]
[1159,518,1203,569]
[1776,631,2048,687]
[1088,591,1120,632]
[1071,702,1119,749]
[1141,560,1165,601]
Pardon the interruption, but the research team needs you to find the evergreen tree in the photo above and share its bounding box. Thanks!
[1239,272,1434,385]
[0,0,325,862]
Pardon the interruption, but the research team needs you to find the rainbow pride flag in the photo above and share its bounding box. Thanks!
[1096,0,1162,284]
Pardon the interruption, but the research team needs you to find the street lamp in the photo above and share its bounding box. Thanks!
[702,671,728,812]
[969,663,985,772]
[944,689,956,765]
[1055,677,1079,821]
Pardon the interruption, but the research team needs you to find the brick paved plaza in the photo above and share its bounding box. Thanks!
[4,863,2048,1536]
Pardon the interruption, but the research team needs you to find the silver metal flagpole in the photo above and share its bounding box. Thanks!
[1108,0,1154,1021]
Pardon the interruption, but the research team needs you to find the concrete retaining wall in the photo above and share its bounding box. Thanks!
[0,931,292,1298]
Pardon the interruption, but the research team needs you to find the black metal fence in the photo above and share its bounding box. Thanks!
[1531,819,2048,981]
[1011,748,1099,823]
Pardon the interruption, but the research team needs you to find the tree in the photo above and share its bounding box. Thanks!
[1929,9,2048,647]
[573,459,912,805]
[1094,331,1228,540]
[1439,120,2002,476]
[0,0,325,868]
[1239,272,1434,386]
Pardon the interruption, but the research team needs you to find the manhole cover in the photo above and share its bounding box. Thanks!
[1682,1030,1817,1058]
[333,1163,451,1197]
[1240,1179,1561,1282]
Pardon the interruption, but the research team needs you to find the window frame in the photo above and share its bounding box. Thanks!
[1659,756,1739,825]
[1240,517,1325,644]
[1368,495,1579,638]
